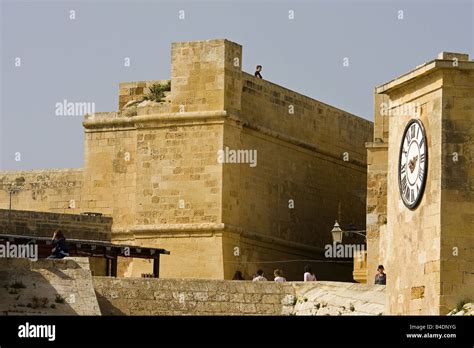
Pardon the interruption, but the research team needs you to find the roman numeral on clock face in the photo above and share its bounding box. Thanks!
[418,166,424,181]
[420,153,425,164]
[401,175,408,194]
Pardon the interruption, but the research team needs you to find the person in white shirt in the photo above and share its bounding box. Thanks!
[252,269,267,281]
[303,265,317,281]
[273,269,286,282]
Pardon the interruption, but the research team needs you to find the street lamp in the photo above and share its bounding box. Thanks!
[9,186,22,210]
[331,221,344,244]
[330,220,366,243]
[7,185,22,233]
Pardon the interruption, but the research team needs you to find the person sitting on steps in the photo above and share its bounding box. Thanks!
[47,229,69,259]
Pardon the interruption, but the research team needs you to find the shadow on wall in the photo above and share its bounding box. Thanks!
[0,257,101,315]
[94,292,125,316]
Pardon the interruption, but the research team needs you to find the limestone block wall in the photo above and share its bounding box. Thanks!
[0,39,373,282]
[352,250,368,283]
[82,127,138,228]
[134,122,223,227]
[170,39,242,113]
[221,118,365,281]
[240,73,373,165]
[377,56,474,314]
[221,230,354,282]
[93,277,294,315]
[111,114,225,278]
[0,169,84,214]
[222,120,368,249]
[0,209,112,240]
[0,259,385,316]
[373,93,390,143]
[118,80,170,111]
[0,257,101,315]
[378,57,474,315]
[93,277,386,316]
[384,73,444,315]
[81,40,240,229]
[124,231,225,279]
[366,92,390,283]
[439,68,474,313]
[224,73,372,282]
[81,39,372,280]
[122,228,354,281]
[366,142,388,282]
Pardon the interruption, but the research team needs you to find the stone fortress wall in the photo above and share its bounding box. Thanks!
[94,276,386,316]
[0,39,373,281]
[94,39,372,281]
[0,169,84,214]
[1,40,471,317]
[0,208,112,240]
[0,257,385,316]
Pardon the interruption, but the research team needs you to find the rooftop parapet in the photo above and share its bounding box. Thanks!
[376,52,472,94]
[118,79,171,111]
[83,39,372,164]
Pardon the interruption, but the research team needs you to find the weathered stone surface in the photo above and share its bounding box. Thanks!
[447,302,474,316]
[93,278,386,316]
[0,257,101,315]
[0,169,84,215]
[292,281,386,316]
[0,209,112,239]
[371,53,474,314]
[0,39,373,282]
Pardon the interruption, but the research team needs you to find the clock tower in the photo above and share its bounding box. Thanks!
[367,52,474,314]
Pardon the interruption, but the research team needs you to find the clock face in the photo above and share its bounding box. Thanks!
[398,119,428,209]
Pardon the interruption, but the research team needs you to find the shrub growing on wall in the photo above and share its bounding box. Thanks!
[143,81,171,102]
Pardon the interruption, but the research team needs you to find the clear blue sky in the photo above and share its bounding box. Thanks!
[1,0,473,170]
